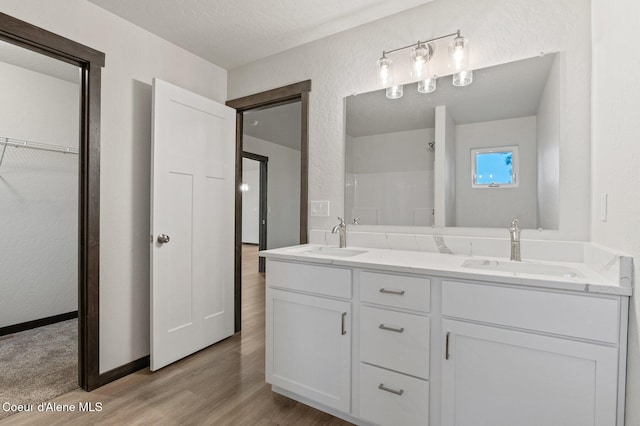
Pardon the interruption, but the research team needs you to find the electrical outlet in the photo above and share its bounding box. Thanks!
[310,200,330,217]
[601,193,608,222]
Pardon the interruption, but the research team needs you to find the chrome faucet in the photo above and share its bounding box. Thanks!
[332,217,347,248]
[509,218,521,261]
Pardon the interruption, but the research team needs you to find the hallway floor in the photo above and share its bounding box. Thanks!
[4,244,350,425]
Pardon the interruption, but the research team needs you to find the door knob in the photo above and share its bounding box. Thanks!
[157,234,170,244]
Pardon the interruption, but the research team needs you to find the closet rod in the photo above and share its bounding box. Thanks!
[0,137,79,168]
[1,137,79,155]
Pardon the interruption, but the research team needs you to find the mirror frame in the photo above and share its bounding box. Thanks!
[0,12,105,391]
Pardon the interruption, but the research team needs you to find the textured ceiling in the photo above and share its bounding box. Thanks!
[88,0,434,69]
[346,54,557,137]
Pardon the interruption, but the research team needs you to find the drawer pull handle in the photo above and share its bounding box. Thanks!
[445,331,451,360]
[379,288,405,295]
[341,312,347,335]
[379,324,405,333]
[378,383,404,396]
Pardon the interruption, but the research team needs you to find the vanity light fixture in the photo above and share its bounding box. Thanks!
[377,30,471,96]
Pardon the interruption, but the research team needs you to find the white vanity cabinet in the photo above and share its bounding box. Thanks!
[263,248,630,426]
[265,260,352,413]
[441,280,624,426]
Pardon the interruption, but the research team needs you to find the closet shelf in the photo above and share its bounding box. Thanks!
[0,136,79,168]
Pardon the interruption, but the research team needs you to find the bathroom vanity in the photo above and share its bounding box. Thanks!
[261,244,631,426]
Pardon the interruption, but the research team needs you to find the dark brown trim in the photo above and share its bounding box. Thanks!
[227,80,311,333]
[0,13,104,66]
[0,311,78,337]
[98,356,150,387]
[233,112,244,333]
[299,91,309,244]
[226,80,311,111]
[0,12,104,392]
[242,151,269,163]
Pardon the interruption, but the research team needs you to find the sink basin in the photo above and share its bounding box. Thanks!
[461,259,585,278]
[300,246,367,257]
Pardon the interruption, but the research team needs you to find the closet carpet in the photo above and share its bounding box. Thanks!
[0,319,78,420]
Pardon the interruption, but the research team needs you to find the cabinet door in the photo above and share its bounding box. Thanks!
[266,288,351,413]
[441,320,618,426]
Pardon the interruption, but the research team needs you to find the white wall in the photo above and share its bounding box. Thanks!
[228,0,591,241]
[0,61,80,327]
[455,116,538,228]
[591,0,640,422]
[348,128,434,226]
[537,53,561,230]
[434,105,456,227]
[0,0,227,373]
[241,159,260,244]
[243,135,300,249]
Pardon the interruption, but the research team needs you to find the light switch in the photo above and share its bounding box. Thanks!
[600,193,608,222]
[310,200,330,217]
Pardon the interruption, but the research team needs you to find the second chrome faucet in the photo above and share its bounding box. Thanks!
[509,218,521,261]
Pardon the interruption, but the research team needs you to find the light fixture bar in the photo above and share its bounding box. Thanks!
[381,30,460,56]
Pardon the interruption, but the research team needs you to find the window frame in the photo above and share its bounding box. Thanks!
[471,145,520,188]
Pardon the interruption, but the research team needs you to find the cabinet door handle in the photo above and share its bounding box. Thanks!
[378,383,404,396]
[379,324,405,333]
[445,331,451,360]
[341,312,347,335]
[379,288,405,295]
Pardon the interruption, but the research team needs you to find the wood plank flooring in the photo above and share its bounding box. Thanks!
[5,245,351,425]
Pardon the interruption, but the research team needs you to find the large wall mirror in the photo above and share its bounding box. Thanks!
[345,53,561,230]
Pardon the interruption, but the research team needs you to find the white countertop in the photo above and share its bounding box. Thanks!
[260,244,632,296]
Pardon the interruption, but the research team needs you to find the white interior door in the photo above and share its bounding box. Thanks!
[150,78,235,371]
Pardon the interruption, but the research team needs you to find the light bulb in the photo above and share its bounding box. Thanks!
[240,183,249,192]
[410,43,432,78]
[450,35,468,71]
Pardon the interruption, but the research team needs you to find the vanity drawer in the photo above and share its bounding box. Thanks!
[266,260,351,299]
[360,306,430,379]
[359,363,429,426]
[360,271,430,312]
[442,280,620,343]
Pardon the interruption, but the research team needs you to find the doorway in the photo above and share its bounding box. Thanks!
[242,152,268,272]
[0,12,104,391]
[0,38,81,415]
[227,80,311,332]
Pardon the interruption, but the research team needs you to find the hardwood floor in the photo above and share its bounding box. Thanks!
[5,245,351,425]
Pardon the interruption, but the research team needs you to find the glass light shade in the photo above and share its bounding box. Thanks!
[452,69,473,86]
[449,36,469,71]
[410,43,432,78]
[418,77,437,93]
[386,85,403,99]
[377,54,393,86]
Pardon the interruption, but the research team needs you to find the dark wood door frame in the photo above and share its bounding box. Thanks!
[227,80,311,332]
[0,12,104,391]
[242,151,268,273]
